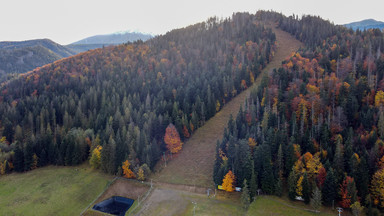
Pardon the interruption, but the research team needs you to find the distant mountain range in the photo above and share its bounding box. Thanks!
[66,32,153,53]
[344,19,384,30]
[0,32,153,79]
[0,39,76,80]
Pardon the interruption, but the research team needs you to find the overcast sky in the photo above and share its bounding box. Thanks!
[1,0,383,45]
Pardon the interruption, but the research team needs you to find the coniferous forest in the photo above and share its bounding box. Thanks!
[214,11,384,212]
[0,13,275,176]
[2,8,384,214]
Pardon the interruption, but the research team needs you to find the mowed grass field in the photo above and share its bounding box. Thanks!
[248,196,337,216]
[0,164,113,216]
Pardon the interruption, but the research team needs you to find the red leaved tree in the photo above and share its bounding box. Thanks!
[164,123,183,153]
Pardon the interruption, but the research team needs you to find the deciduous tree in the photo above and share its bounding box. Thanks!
[122,160,135,179]
[164,123,183,153]
[222,170,236,192]
[370,168,384,207]
[90,145,102,169]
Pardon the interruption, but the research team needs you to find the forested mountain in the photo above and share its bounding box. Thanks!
[66,32,153,54]
[0,39,76,81]
[71,31,153,45]
[214,11,384,213]
[0,13,275,179]
[345,19,384,31]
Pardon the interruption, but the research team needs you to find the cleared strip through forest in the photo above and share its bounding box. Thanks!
[151,25,303,187]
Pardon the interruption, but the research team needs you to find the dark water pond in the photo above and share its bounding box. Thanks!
[92,196,135,216]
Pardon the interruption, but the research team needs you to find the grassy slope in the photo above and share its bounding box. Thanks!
[247,196,336,216]
[0,164,112,216]
[151,25,303,187]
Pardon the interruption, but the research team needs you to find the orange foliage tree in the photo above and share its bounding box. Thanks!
[339,176,357,208]
[164,123,183,153]
[222,170,236,192]
[122,160,136,178]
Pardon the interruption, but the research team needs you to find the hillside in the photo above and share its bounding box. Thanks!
[213,10,384,213]
[152,24,303,187]
[67,32,153,54]
[0,13,275,180]
[0,39,76,80]
[345,19,384,30]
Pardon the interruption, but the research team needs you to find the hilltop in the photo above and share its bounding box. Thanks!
[66,31,153,53]
[0,39,76,80]
[344,18,384,30]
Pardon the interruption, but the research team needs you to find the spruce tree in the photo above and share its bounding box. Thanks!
[310,186,322,213]
[13,144,24,172]
[249,168,258,200]
[288,170,297,200]
[322,168,337,206]
[302,172,311,204]
[241,179,250,210]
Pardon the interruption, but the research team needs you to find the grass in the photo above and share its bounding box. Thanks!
[134,187,245,216]
[0,164,113,216]
[247,196,336,216]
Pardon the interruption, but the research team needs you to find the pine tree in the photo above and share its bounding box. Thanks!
[13,144,24,172]
[249,169,258,200]
[302,172,311,204]
[310,186,322,213]
[274,177,283,197]
[322,168,337,206]
[241,179,250,210]
[378,111,384,138]
[288,170,297,200]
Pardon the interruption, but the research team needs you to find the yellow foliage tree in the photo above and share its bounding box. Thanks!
[90,145,102,169]
[222,170,236,192]
[137,167,145,181]
[248,138,257,152]
[0,161,4,175]
[371,168,384,207]
[306,153,323,180]
[296,175,304,196]
[375,90,384,108]
[31,154,38,170]
[216,100,221,112]
[122,160,136,179]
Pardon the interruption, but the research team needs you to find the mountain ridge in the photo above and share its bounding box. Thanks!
[71,31,153,45]
[0,39,76,80]
[344,18,384,30]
